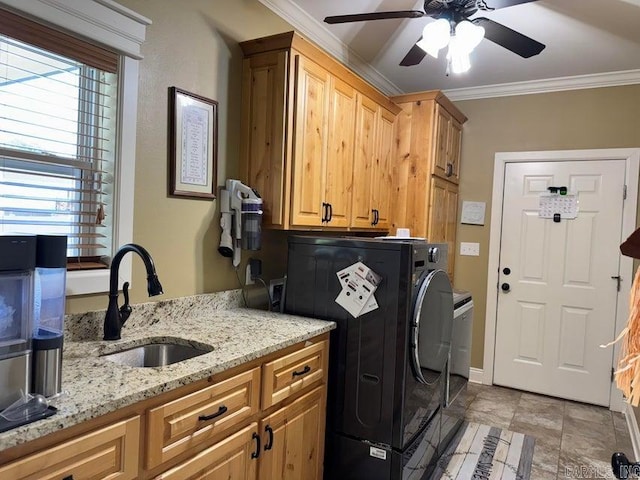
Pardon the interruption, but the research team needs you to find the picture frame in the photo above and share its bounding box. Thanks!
[168,87,218,199]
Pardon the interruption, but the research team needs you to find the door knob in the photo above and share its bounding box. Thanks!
[501,283,510,292]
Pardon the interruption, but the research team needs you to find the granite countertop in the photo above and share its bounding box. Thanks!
[0,290,335,453]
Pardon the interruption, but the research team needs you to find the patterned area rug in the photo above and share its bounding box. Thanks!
[431,422,536,480]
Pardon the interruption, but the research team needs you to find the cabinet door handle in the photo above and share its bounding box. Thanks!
[292,365,311,377]
[446,163,453,177]
[321,203,328,222]
[371,209,376,226]
[264,425,274,451]
[327,203,333,222]
[251,432,261,459]
[198,405,228,421]
[374,209,379,225]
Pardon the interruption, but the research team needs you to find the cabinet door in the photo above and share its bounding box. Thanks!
[156,423,259,480]
[432,104,450,180]
[258,387,325,480]
[447,118,462,184]
[350,94,377,228]
[324,77,356,228]
[240,52,288,227]
[290,55,330,227]
[428,176,458,280]
[371,107,395,230]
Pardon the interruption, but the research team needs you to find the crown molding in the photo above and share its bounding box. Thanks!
[444,69,640,101]
[257,0,403,96]
[257,0,640,101]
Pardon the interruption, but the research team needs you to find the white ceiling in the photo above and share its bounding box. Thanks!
[258,0,640,99]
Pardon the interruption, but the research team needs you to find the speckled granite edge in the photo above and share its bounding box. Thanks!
[65,289,244,341]
[0,305,335,453]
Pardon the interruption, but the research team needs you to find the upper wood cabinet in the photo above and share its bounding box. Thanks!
[240,32,400,231]
[350,95,395,230]
[391,90,466,280]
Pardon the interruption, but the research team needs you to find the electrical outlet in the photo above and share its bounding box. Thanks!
[245,263,255,285]
[460,242,480,256]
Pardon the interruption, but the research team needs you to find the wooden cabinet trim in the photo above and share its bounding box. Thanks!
[390,89,467,124]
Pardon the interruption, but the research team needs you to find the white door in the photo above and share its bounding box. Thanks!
[494,160,626,406]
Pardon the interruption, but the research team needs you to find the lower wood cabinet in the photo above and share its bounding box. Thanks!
[0,416,140,480]
[155,423,259,480]
[0,334,329,480]
[258,387,325,480]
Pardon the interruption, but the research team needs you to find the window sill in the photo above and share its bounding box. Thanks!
[66,263,131,296]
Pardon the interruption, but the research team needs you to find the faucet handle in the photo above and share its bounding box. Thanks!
[119,281,132,324]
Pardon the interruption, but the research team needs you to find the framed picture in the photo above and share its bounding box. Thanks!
[168,87,218,199]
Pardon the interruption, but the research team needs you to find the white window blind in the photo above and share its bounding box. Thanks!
[0,9,119,269]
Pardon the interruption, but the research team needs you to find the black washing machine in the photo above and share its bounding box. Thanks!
[284,236,457,480]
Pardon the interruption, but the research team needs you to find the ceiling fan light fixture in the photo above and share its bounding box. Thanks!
[418,18,450,58]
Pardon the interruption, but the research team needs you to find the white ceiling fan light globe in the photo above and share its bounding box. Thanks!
[417,18,450,58]
[454,20,485,53]
[447,35,472,74]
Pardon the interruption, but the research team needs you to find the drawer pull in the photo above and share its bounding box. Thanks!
[264,425,274,451]
[292,365,311,378]
[251,432,261,459]
[198,405,228,421]
[62,476,74,480]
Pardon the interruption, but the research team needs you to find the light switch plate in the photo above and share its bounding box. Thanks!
[460,242,480,256]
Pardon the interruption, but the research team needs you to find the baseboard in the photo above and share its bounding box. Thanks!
[625,402,640,461]
[469,367,484,384]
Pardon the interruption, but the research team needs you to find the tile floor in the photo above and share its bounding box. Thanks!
[462,383,634,480]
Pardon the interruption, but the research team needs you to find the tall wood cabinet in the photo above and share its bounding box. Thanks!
[391,91,467,280]
[240,32,400,231]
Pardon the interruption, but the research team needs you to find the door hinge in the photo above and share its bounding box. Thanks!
[612,367,615,383]
[624,184,627,200]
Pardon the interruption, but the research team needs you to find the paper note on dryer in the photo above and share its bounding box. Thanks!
[335,262,381,318]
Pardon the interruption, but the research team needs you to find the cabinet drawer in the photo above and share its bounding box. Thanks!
[0,416,140,480]
[262,340,327,409]
[146,366,261,469]
[155,422,259,480]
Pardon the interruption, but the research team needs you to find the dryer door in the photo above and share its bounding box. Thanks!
[411,269,454,385]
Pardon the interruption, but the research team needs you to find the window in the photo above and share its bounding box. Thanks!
[0,1,150,295]
[0,16,118,269]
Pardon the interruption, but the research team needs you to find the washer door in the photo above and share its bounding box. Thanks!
[411,269,454,385]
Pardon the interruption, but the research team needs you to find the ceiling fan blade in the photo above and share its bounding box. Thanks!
[474,17,545,58]
[324,10,424,24]
[483,0,539,9]
[400,39,427,67]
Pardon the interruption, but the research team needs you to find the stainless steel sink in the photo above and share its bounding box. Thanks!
[101,341,212,367]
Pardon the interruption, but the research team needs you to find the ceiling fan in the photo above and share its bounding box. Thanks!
[324,0,546,67]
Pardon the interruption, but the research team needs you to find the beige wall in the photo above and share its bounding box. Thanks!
[67,0,291,313]
[453,84,640,368]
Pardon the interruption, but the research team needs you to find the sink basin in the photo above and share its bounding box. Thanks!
[101,341,212,367]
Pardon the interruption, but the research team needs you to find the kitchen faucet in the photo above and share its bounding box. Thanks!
[103,244,163,340]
